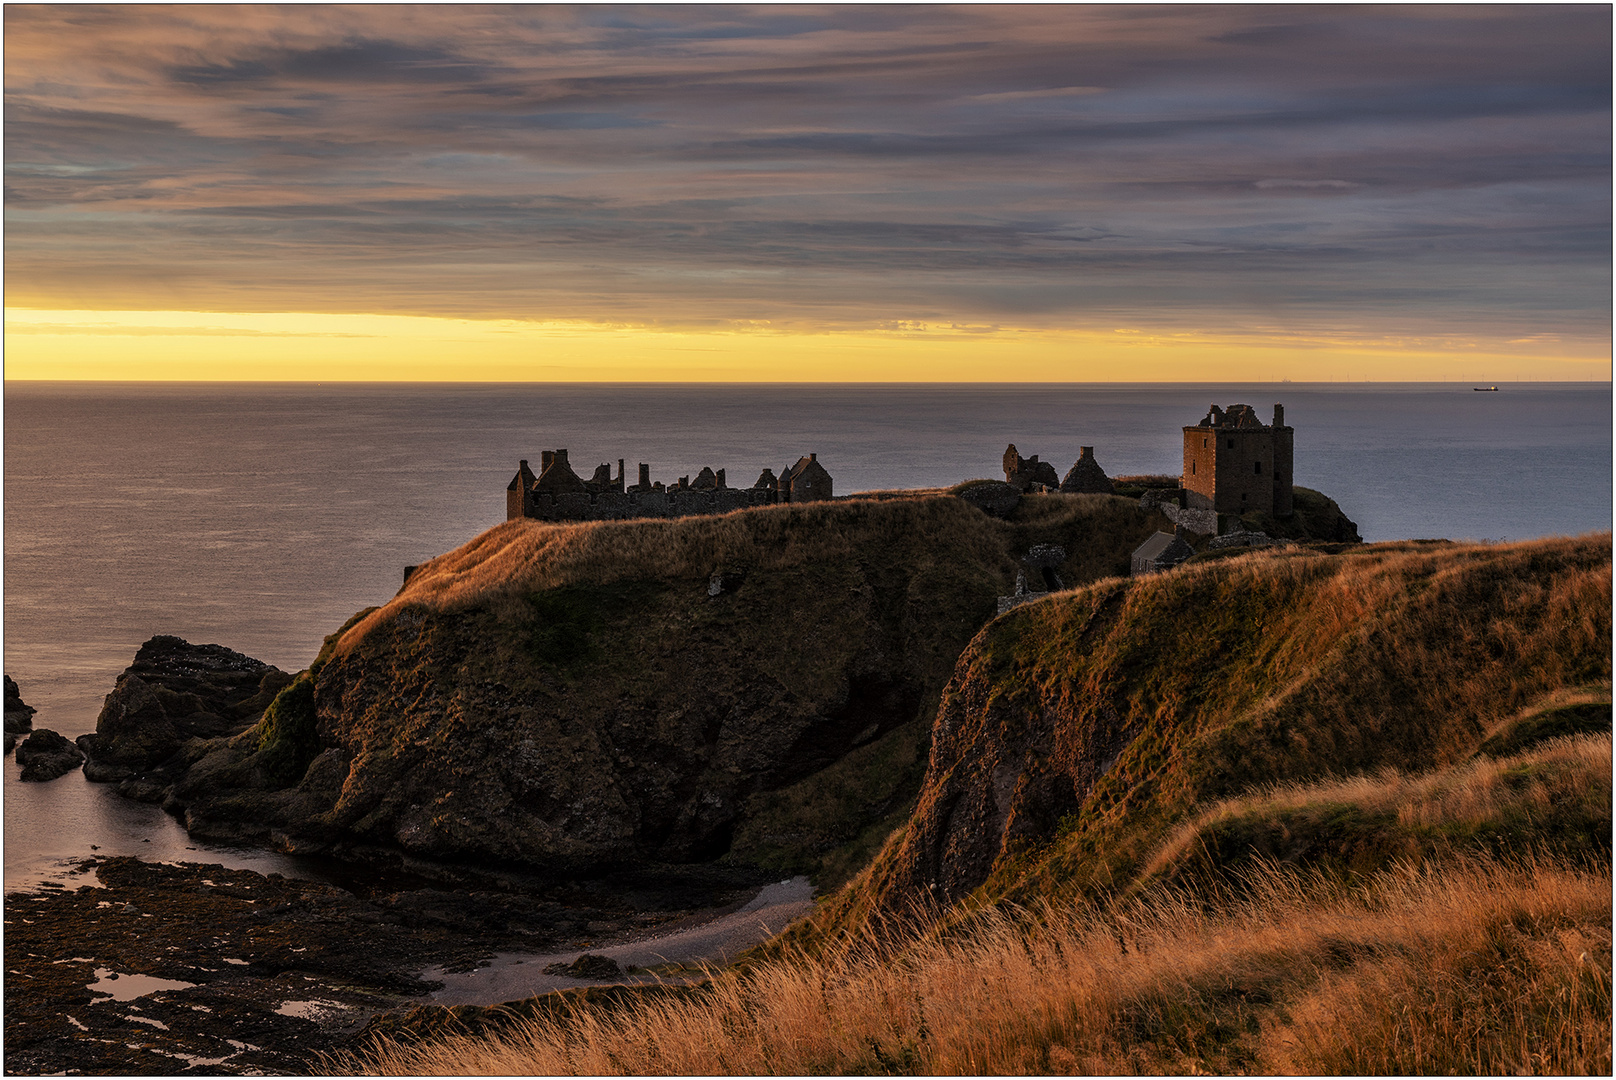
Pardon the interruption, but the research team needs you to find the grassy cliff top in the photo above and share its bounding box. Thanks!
[803,531,1611,936]
[333,491,1170,658]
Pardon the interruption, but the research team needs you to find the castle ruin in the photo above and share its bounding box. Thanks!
[507,449,833,523]
[1003,444,1115,494]
[1182,403,1293,517]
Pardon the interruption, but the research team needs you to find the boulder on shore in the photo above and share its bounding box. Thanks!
[5,674,37,754]
[16,729,85,782]
[77,636,290,783]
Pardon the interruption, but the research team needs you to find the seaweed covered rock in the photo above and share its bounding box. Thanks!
[77,636,290,783]
[544,953,623,979]
[5,674,37,753]
[16,728,84,781]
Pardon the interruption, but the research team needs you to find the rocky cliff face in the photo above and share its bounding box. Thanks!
[820,535,1611,929]
[77,636,292,787]
[114,494,1167,875]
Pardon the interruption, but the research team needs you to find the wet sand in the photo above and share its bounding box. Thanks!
[425,876,816,1006]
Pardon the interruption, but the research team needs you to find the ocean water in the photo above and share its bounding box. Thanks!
[4,381,1610,887]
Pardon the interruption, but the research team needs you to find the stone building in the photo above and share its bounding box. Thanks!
[1002,444,1060,490]
[507,450,832,523]
[1131,528,1196,576]
[1006,443,1116,494]
[1059,446,1114,494]
[1182,403,1294,517]
[782,453,833,502]
[506,459,538,521]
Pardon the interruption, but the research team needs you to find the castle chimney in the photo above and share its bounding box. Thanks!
[809,452,817,462]
[1273,403,1285,428]
[519,459,528,470]
[541,450,555,471]
[1080,446,1093,459]
[556,449,569,466]
[616,458,625,486]
[639,463,651,488]
[716,468,726,488]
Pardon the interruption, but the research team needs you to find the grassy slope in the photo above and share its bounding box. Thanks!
[342,740,1611,1075]
[805,533,1611,937]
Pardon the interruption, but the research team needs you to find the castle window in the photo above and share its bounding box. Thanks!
[1202,438,1208,448]
[1227,439,1235,449]
[1254,461,1262,475]
[1191,462,1196,475]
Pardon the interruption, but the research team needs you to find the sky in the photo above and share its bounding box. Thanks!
[4,3,1611,382]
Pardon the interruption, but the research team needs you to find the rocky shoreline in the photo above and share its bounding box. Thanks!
[3,854,783,1075]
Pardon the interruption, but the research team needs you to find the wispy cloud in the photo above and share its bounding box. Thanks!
[3,4,1608,343]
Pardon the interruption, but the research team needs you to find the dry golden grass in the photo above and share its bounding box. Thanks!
[331,492,1158,658]
[807,533,1611,929]
[1141,731,1612,887]
[334,848,1610,1076]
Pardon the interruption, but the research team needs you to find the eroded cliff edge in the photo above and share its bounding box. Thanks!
[798,533,1612,942]
[82,492,1173,879]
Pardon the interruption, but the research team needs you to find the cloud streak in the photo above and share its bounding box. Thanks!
[4,4,1609,344]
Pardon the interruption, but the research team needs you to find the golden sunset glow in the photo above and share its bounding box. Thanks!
[6,308,1607,383]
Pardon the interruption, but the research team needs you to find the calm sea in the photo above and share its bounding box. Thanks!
[5,382,1611,887]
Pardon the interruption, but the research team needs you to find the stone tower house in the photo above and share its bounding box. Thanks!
[1182,403,1294,517]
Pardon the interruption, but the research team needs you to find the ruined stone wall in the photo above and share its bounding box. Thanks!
[1272,424,1295,517]
[1182,427,1220,509]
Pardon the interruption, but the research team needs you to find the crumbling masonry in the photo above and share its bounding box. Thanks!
[1182,403,1294,517]
[507,449,834,523]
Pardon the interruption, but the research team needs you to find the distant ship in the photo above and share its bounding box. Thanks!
[1473,385,1500,391]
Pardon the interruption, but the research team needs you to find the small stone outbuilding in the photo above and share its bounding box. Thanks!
[1131,529,1196,576]
[1060,446,1114,494]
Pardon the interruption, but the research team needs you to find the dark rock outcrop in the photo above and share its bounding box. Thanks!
[953,480,1021,518]
[544,953,623,979]
[77,636,290,784]
[16,729,85,782]
[5,674,37,754]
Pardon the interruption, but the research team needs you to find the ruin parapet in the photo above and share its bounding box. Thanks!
[507,450,829,523]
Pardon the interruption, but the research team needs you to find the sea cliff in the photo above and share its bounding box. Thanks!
[798,532,1612,940]
[80,491,1173,879]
